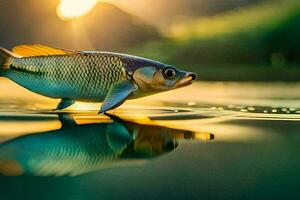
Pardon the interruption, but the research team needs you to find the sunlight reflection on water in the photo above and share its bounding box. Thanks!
[2,78,300,138]
[2,80,300,199]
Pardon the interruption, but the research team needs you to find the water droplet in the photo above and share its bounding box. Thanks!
[263,110,268,113]
[247,107,255,111]
[289,108,296,112]
[187,102,196,106]
[272,109,277,113]
[240,109,248,112]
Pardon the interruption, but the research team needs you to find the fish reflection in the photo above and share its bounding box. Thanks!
[0,114,213,176]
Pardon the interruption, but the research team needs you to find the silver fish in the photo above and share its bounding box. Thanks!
[0,44,197,113]
[0,114,181,176]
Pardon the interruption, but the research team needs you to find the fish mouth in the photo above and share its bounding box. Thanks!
[176,72,197,88]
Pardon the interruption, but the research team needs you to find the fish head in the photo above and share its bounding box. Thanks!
[121,125,180,158]
[132,63,197,92]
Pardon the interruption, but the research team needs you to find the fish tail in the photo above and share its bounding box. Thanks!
[0,47,14,73]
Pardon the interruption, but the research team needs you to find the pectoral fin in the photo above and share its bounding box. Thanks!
[106,120,133,151]
[99,80,138,114]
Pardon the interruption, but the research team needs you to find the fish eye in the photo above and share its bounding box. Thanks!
[163,68,176,80]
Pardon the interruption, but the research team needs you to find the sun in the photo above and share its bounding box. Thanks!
[57,0,98,20]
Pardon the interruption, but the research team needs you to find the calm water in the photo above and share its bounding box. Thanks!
[1,80,300,199]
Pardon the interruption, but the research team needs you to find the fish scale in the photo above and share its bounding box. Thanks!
[9,53,126,101]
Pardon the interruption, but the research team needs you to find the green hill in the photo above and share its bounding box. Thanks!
[129,0,300,81]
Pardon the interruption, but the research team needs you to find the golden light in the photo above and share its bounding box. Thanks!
[57,0,98,20]
[72,102,100,111]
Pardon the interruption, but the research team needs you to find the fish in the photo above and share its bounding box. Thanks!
[0,44,197,113]
[0,114,182,176]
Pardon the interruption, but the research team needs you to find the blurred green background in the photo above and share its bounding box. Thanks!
[0,0,299,81]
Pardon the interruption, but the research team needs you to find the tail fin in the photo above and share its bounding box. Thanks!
[0,47,13,70]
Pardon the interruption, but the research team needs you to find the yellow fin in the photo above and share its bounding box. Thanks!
[12,44,80,57]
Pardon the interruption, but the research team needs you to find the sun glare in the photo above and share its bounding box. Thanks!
[57,0,98,20]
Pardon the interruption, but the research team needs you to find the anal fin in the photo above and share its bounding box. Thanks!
[58,114,77,129]
[55,98,75,110]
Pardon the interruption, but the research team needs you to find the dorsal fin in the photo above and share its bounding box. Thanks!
[12,44,80,57]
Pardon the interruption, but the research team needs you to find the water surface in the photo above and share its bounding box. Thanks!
[0,80,300,199]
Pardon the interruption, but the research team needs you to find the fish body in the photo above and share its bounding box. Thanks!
[0,115,179,176]
[0,44,197,112]
[7,53,126,102]
[0,120,133,176]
